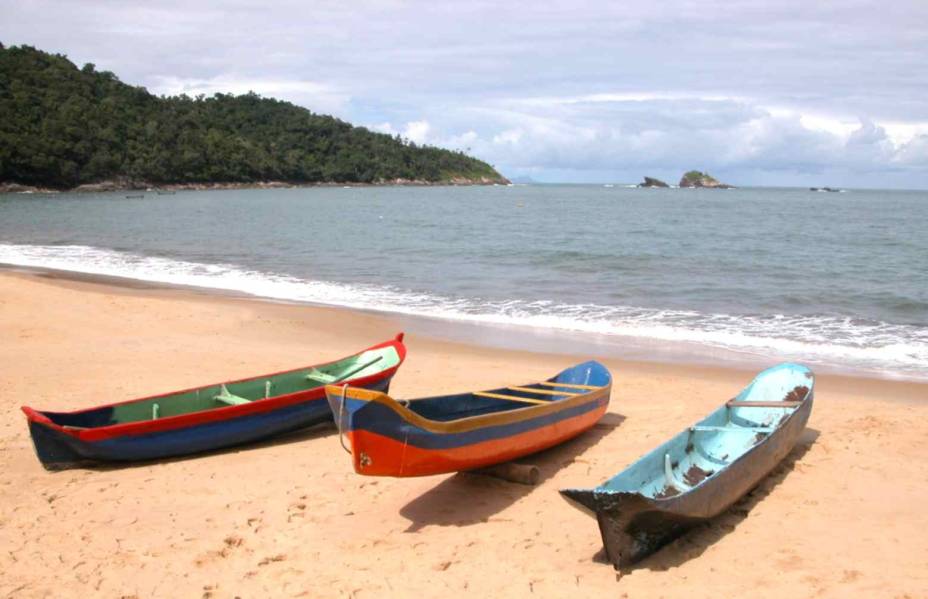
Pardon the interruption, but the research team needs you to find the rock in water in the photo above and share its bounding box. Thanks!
[678,171,735,189]
[639,176,669,188]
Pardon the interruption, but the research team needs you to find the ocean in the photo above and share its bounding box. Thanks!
[1,184,926,380]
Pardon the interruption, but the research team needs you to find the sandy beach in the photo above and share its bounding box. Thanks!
[1,270,926,598]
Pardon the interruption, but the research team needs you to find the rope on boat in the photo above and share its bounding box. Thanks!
[336,383,351,454]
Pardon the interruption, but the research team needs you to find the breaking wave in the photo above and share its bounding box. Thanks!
[2,243,926,380]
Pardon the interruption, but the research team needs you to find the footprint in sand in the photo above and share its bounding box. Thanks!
[287,501,307,522]
[258,554,287,566]
[195,535,245,566]
[247,516,263,533]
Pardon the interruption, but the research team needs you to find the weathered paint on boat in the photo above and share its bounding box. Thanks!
[22,334,407,470]
[324,360,612,477]
[560,362,814,569]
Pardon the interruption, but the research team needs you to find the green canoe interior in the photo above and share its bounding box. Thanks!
[95,346,401,425]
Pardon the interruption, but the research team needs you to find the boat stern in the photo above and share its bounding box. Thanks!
[25,419,91,471]
[560,487,600,515]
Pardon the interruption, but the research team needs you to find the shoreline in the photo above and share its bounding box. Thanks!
[1,268,926,597]
[2,262,924,385]
[0,176,511,195]
[2,267,925,403]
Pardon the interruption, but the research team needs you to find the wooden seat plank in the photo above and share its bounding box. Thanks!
[537,381,602,390]
[473,391,549,405]
[691,425,776,433]
[726,400,803,408]
[507,386,581,397]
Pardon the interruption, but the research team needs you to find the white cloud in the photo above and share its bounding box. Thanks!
[413,93,928,184]
[148,75,350,115]
[370,122,397,135]
[492,129,523,145]
[402,120,431,144]
[369,120,433,144]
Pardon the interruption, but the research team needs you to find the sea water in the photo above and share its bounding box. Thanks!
[1,185,925,380]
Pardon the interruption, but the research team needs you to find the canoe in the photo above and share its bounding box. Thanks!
[323,360,612,477]
[560,362,813,569]
[22,333,407,470]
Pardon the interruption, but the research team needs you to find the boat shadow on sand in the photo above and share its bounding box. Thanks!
[400,412,626,532]
[601,427,821,573]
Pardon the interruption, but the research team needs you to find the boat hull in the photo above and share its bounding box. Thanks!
[27,377,394,470]
[326,360,612,477]
[561,363,814,568]
[346,395,608,476]
[23,334,406,470]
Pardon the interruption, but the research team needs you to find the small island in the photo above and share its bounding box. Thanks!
[638,176,669,188]
[679,171,735,189]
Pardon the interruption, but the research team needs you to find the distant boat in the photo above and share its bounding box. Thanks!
[125,194,144,198]
[22,334,407,470]
[561,363,813,569]
[156,190,176,195]
[809,187,841,192]
[324,361,612,477]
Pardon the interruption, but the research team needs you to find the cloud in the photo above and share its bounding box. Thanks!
[401,93,928,183]
[148,75,350,116]
[402,121,430,145]
[369,120,434,145]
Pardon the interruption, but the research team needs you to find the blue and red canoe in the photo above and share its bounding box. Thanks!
[22,333,407,470]
[324,360,612,477]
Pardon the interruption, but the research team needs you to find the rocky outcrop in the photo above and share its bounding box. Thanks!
[0,182,56,193]
[638,176,669,188]
[445,175,510,186]
[72,178,141,193]
[679,171,734,189]
[3,176,510,194]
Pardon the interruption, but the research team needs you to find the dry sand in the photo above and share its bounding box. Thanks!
[0,271,926,598]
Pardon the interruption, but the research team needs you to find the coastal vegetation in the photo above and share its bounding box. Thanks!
[0,44,507,190]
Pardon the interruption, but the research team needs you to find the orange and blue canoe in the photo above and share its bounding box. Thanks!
[22,334,407,470]
[324,360,612,477]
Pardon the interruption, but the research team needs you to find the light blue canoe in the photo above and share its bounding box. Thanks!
[561,363,814,569]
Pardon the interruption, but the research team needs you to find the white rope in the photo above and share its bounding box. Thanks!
[336,384,351,454]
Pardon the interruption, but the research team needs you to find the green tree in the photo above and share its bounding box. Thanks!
[0,44,506,189]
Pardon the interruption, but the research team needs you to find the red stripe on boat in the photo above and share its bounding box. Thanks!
[22,334,406,442]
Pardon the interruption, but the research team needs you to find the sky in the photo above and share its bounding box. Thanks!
[2,1,928,188]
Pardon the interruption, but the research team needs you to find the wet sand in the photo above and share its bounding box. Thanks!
[1,271,925,597]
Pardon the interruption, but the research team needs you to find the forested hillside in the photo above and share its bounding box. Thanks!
[0,44,506,189]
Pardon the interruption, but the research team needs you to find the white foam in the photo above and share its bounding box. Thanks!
[2,243,926,380]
